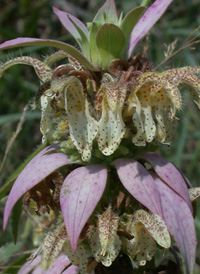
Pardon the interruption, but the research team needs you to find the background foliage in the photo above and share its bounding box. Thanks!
[0,0,200,273]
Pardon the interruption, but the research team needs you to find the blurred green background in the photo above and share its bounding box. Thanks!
[0,0,200,273]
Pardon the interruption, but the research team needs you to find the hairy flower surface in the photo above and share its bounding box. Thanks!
[1,0,200,273]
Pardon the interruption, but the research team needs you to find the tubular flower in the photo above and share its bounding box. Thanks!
[1,56,200,161]
[1,0,200,273]
[121,209,171,266]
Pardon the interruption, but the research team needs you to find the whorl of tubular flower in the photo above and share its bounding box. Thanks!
[3,147,198,273]
[121,210,171,266]
[1,52,200,161]
[125,66,200,146]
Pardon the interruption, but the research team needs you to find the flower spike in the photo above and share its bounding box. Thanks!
[1,1,200,273]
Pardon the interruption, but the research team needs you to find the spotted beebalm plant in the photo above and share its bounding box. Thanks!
[1,0,200,273]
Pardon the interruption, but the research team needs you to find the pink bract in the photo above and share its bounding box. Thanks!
[154,175,196,274]
[141,152,192,211]
[60,165,107,251]
[3,146,72,229]
[128,0,173,57]
[114,158,163,216]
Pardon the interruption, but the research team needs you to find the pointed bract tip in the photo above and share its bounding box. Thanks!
[127,0,173,58]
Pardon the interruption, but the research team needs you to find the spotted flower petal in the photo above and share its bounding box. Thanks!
[97,74,126,155]
[154,175,197,274]
[189,187,200,202]
[0,56,52,82]
[128,0,173,57]
[133,72,182,111]
[90,228,121,267]
[89,206,121,267]
[64,76,98,161]
[40,95,54,143]
[3,146,72,229]
[131,88,156,145]
[98,98,126,155]
[42,224,67,270]
[141,152,192,211]
[133,210,171,248]
[127,74,178,145]
[64,240,90,273]
[114,159,162,216]
[163,67,200,108]
[98,206,119,256]
[60,165,107,251]
[123,223,156,266]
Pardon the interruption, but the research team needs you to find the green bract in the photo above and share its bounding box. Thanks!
[53,1,146,69]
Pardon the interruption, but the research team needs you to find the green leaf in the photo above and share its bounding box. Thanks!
[42,224,67,269]
[68,17,90,60]
[120,7,146,40]
[88,22,102,67]
[120,6,146,56]
[0,144,45,200]
[93,0,118,24]
[96,24,125,69]
[11,199,23,244]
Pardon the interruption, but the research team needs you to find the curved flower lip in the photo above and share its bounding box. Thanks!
[127,0,173,58]
[3,145,72,230]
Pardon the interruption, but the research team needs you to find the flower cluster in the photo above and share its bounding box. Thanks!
[1,0,200,274]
